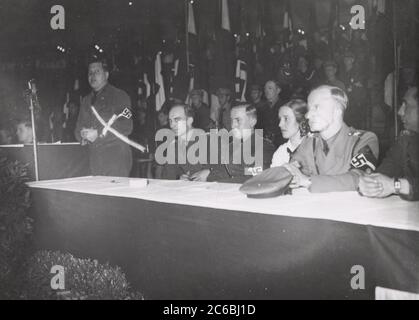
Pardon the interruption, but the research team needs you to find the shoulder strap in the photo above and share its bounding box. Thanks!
[350,131,366,158]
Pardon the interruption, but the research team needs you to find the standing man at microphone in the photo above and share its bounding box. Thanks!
[75,57,133,177]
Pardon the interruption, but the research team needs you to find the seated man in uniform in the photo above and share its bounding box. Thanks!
[284,85,379,192]
[158,103,207,180]
[359,87,419,201]
[190,104,275,183]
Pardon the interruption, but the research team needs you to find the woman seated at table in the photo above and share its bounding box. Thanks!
[271,99,310,167]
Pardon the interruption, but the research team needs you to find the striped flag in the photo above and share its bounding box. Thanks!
[283,11,292,32]
[210,93,221,128]
[375,0,385,14]
[144,73,151,98]
[184,70,195,104]
[221,0,231,31]
[62,92,70,128]
[155,52,166,111]
[235,60,247,102]
[188,1,197,35]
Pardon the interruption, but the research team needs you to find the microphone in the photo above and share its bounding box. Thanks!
[28,79,37,94]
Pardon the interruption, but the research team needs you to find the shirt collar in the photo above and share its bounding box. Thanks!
[316,123,349,155]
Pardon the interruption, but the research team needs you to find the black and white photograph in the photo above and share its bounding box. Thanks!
[0,0,418,304]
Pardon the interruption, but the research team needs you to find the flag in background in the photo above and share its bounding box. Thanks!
[283,0,293,47]
[144,73,151,98]
[283,11,292,32]
[155,52,166,111]
[375,0,386,14]
[188,1,197,35]
[235,59,247,102]
[221,0,231,32]
[62,92,70,129]
[209,0,235,93]
[210,93,221,127]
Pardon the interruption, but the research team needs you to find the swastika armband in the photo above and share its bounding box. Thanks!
[120,107,132,119]
[350,145,377,171]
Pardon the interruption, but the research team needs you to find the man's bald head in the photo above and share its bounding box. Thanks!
[306,86,347,134]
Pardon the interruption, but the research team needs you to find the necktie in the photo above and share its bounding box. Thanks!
[322,140,329,155]
[91,91,98,106]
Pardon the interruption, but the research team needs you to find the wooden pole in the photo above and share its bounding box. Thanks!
[392,1,399,140]
[185,0,190,74]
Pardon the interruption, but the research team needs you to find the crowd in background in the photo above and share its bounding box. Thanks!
[0,27,418,180]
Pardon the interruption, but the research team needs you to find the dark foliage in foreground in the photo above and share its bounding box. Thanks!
[21,250,144,300]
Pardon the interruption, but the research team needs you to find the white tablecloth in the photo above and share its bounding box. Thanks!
[28,176,419,232]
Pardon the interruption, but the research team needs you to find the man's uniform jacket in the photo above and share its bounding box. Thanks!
[207,131,276,184]
[290,123,379,193]
[75,84,133,177]
[378,130,419,201]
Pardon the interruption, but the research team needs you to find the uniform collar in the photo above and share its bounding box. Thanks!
[316,123,349,155]
[92,83,109,97]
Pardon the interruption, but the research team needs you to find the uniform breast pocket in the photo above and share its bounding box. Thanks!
[97,107,114,123]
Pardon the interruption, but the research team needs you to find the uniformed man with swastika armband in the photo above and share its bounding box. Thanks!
[283,85,379,193]
[75,58,133,177]
[359,87,419,201]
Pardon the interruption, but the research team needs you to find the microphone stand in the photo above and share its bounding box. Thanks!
[28,80,40,181]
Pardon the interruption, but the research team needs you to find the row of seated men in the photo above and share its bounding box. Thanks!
[154,85,418,201]
[71,59,417,201]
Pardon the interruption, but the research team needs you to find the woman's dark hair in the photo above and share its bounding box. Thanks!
[280,99,310,137]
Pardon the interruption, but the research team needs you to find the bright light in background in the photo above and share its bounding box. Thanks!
[128,2,133,6]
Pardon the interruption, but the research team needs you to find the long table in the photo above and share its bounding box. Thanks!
[28,176,419,299]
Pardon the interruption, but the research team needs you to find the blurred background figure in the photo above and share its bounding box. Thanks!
[62,101,80,142]
[0,125,14,145]
[340,51,368,129]
[248,84,264,110]
[323,60,346,91]
[15,118,33,144]
[257,80,284,147]
[212,87,233,131]
[189,89,212,132]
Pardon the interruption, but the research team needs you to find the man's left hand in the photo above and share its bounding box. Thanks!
[83,128,98,143]
[359,173,395,198]
[283,162,311,188]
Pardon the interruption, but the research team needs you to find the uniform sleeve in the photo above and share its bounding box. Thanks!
[401,177,419,201]
[206,164,230,182]
[309,131,380,193]
[161,164,182,180]
[111,90,133,136]
[309,173,360,192]
[377,139,404,178]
